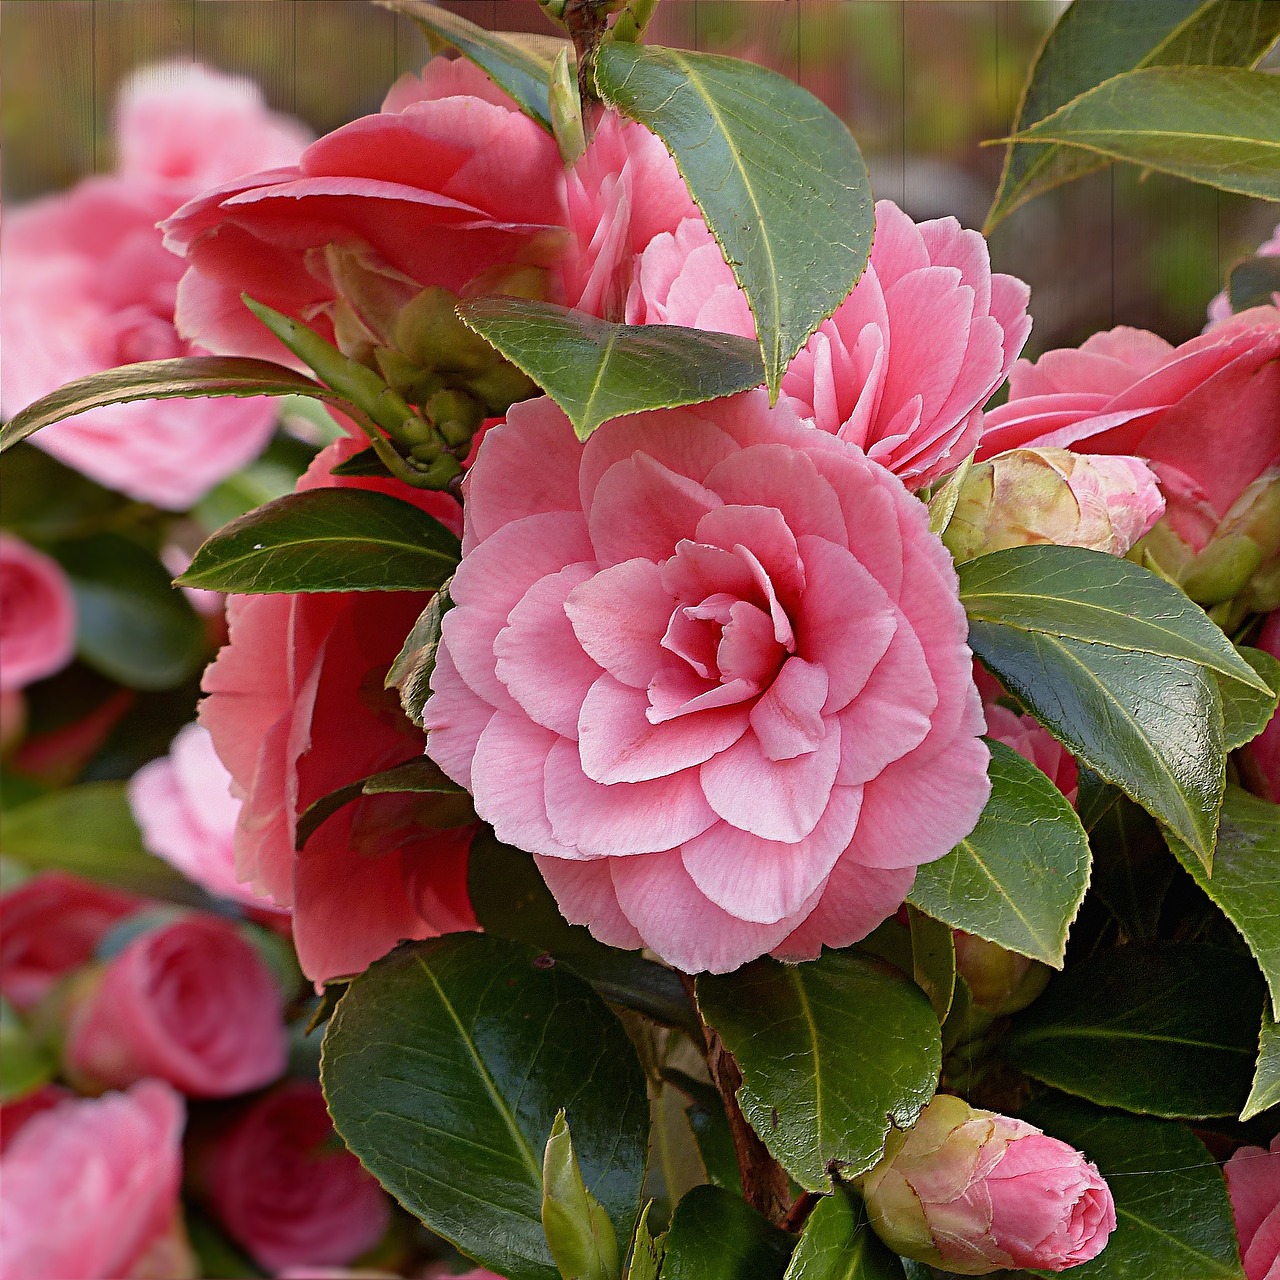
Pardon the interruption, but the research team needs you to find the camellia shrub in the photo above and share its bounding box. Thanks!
[1,1,1279,1277]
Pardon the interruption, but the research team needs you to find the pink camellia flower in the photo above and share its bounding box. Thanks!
[197,1080,390,1272]
[562,118,1031,489]
[0,871,140,1011]
[0,63,310,509]
[861,1093,1116,1274]
[1209,224,1280,326]
[984,703,1079,806]
[128,722,282,910]
[0,1080,192,1280]
[425,392,990,974]
[63,913,287,1097]
[162,56,563,367]
[0,533,77,693]
[200,433,478,983]
[1226,1134,1280,1280]
[1249,612,1280,803]
[0,1084,72,1154]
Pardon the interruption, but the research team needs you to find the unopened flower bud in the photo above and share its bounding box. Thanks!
[427,389,485,449]
[952,933,1050,1016]
[861,1094,1116,1275]
[393,286,496,376]
[306,244,420,360]
[943,448,1163,563]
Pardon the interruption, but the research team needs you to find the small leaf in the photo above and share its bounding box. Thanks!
[0,999,55,1103]
[783,1185,905,1280]
[328,445,394,479]
[1004,942,1264,1119]
[321,935,649,1280]
[627,1202,666,1280]
[0,356,323,453]
[375,0,561,132]
[387,581,452,729]
[696,951,941,1190]
[180,489,460,594]
[908,740,1090,968]
[542,1112,620,1280]
[593,42,873,399]
[1229,254,1280,312]
[1003,66,1280,203]
[906,905,956,1023]
[659,1186,794,1280]
[1222,646,1280,751]
[457,298,765,440]
[1242,1013,1280,1120]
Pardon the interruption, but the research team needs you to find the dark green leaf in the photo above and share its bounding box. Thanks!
[783,1185,905,1280]
[180,489,460,594]
[328,444,394,479]
[1223,647,1280,751]
[387,581,452,729]
[457,299,766,441]
[1165,787,1280,1015]
[0,444,126,541]
[659,1185,794,1280]
[1019,1096,1246,1280]
[321,935,649,1280]
[1004,943,1264,1118]
[908,741,1090,967]
[696,952,941,1190]
[375,0,560,132]
[986,0,1280,230]
[0,782,199,902]
[53,535,205,691]
[1242,1013,1280,1120]
[0,357,321,453]
[1088,796,1174,941]
[467,831,698,1037]
[1005,67,1280,202]
[1229,254,1280,312]
[906,905,956,1023]
[593,42,873,399]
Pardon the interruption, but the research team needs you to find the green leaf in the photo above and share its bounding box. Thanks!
[1004,943,1264,1119]
[1229,254,1280,312]
[783,1185,905,1280]
[593,42,873,399]
[457,298,766,441]
[906,905,956,1024]
[0,444,126,541]
[696,952,941,1191]
[0,999,55,1103]
[1088,796,1174,942]
[321,935,649,1280]
[0,357,321,453]
[926,453,975,538]
[1165,787,1280,1016]
[1242,1013,1280,1120]
[542,1111,620,1280]
[1019,1096,1246,1280]
[1222,646,1280,751]
[661,1069,743,1196]
[467,831,698,1037]
[387,583,451,729]
[659,1185,794,1280]
[986,0,1280,230]
[0,782,199,902]
[53,535,206,691]
[1004,66,1280,203]
[179,489,460,594]
[375,0,560,132]
[627,1202,666,1280]
[907,740,1090,968]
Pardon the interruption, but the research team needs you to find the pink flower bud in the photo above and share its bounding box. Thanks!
[862,1094,1116,1274]
[1225,1134,1280,1280]
[0,533,77,693]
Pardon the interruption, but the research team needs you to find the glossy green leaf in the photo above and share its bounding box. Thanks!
[0,782,198,902]
[376,0,560,132]
[1242,1014,1280,1120]
[907,905,956,1023]
[1005,66,1280,202]
[659,1185,794,1280]
[0,999,55,1103]
[387,582,451,729]
[0,356,319,453]
[179,489,459,594]
[1223,647,1280,751]
[467,831,698,1038]
[1019,1096,1246,1280]
[986,0,1280,230]
[908,741,1090,967]
[1166,787,1280,1016]
[1088,796,1174,942]
[696,952,940,1190]
[1229,254,1280,312]
[1004,943,1264,1118]
[784,1185,905,1280]
[321,935,649,1280]
[593,42,873,399]
[53,535,205,691]
[457,298,765,440]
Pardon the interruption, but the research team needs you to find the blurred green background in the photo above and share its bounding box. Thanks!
[3,0,1278,355]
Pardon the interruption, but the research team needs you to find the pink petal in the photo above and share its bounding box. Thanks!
[1227,1145,1280,1255]
[423,640,495,792]
[693,503,806,606]
[469,712,570,856]
[703,444,848,547]
[534,854,643,950]
[564,559,677,689]
[749,657,830,760]
[772,860,917,960]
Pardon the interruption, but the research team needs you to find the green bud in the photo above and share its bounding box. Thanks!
[426,388,484,449]
[952,933,1050,1016]
[409,452,462,490]
[373,348,445,407]
[466,361,539,415]
[393,286,496,376]
[307,243,420,351]
[541,1111,620,1280]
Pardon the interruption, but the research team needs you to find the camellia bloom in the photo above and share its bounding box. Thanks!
[0,871,140,1012]
[62,913,287,1098]
[425,392,990,973]
[200,433,478,983]
[197,1080,390,1272]
[861,1093,1116,1274]
[0,533,77,693]
[0,1080,192,1280]
[0,63,309,508]
[0,1084,72,1154]
[1225,1134,1280,1280]
[128,722,282,911]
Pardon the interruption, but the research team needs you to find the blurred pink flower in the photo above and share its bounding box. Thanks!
[984,703,1078,806]
[0,533,77,693]
[0,1084,72,1154]
[63,913,287,1097]
[1225,1134,1280,1280]
[425,392,989,974]
[1209,224,1280,326]
[0,1080,192,1280]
